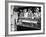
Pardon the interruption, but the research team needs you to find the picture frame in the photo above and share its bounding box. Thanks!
[5,0,45,36]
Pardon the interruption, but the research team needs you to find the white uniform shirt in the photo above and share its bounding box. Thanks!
[24,12,28,17]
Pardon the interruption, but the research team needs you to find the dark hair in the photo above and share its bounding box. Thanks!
[13,7,19,12]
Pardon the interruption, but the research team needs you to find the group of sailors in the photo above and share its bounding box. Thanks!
[20,8,41,19]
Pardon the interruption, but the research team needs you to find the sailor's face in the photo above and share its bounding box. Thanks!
[28,9,32,13]
[20,10,22,12]
[29,10,32,13]
[36,8,39,12]
[23,9,27,12]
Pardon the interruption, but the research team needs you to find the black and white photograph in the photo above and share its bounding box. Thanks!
[11,6,41,31]
[6,2,45,35]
